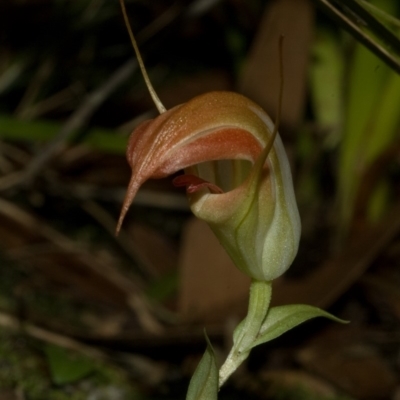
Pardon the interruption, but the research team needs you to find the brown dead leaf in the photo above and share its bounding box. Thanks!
[129,222,179,277]
[178,218,250,323]
[239,0,314,133]
[297,327,397,399]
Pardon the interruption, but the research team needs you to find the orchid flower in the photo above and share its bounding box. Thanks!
[115,91,343,390]
[117,91,301,282]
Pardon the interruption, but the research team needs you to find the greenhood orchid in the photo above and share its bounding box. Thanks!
[116,5,347,394]
[117,91,301,282]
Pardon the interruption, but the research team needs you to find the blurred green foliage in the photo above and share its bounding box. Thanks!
[338,0,400,230]
[308,0,400,238]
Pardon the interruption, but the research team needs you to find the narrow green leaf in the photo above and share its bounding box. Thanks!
[186,334,218,400]
[44,344,95,385]
[145,270,178,301]
[338,0,398,230]
[364,72,400,164]
[0,114,128,154]
[357,0,400,29]
[309,28,344,147]
[249,304,347,349]
[339,42,388,227]
[315,0,400,73]
[232,318,245,344]
[367,179,391,222]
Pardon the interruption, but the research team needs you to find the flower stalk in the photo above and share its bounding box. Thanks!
[218,280,272,387]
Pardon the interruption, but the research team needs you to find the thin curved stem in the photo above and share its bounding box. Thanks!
[119,0,166,114]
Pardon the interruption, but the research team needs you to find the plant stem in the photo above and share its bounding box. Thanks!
[218,280,272,387]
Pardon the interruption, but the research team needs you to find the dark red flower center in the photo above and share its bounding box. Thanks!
[173,174,224,194]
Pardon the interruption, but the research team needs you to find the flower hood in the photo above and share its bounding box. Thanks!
[117,91,301,281]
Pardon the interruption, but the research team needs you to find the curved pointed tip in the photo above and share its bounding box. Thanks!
[115,176,140,236]
[115,208,126,236]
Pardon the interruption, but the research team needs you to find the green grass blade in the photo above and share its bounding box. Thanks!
[0,114,128,154]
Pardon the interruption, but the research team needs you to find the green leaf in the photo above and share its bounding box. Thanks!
[339,42,388,227]
[232,319,245,345]
[0,114,128,154]
[367,179,391,222]
[309,28,344,147]
[186,334,218,400]
[364,72,400,164]
[338,0,399,230]
[315,0,400,73]
[44,344,95,385]
[249,304,348,349]
[357,0,400,29]
[145,270,178,301]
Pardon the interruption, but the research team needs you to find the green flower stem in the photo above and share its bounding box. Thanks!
[218,280,272,387]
